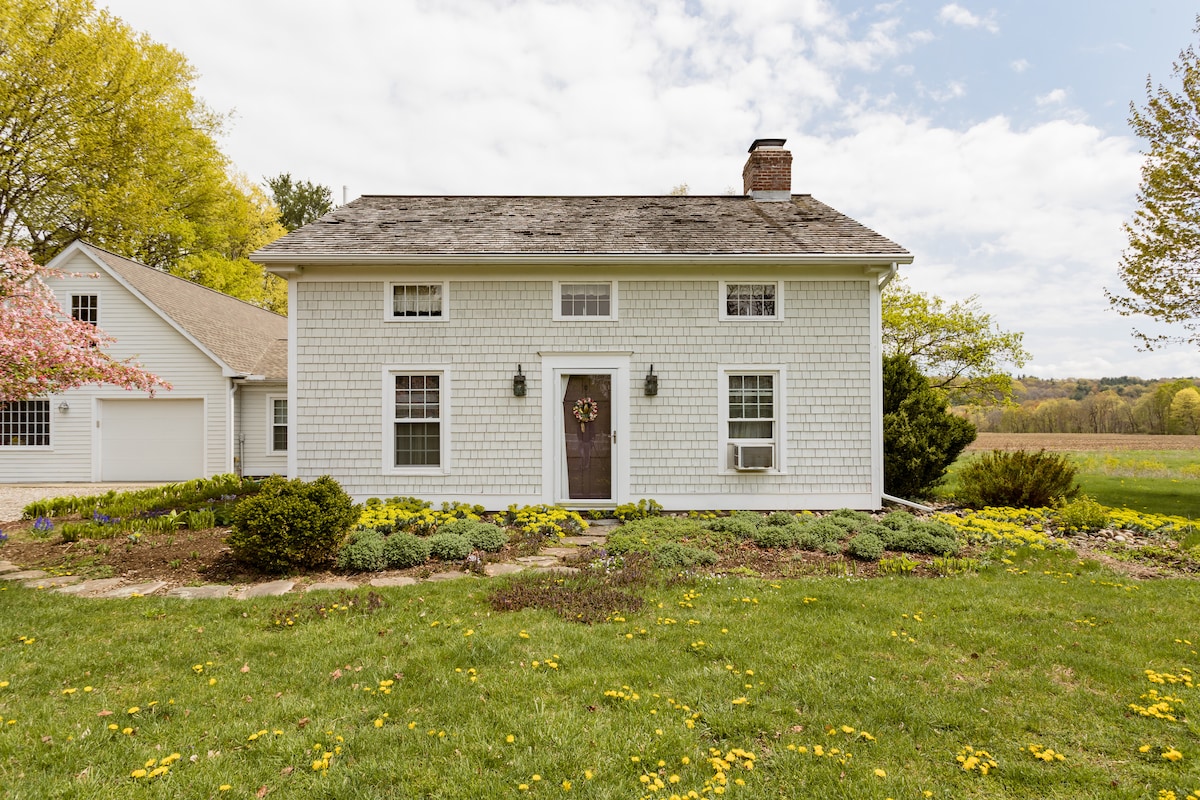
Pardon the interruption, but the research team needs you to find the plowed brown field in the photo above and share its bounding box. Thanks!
[967,432,1200,452]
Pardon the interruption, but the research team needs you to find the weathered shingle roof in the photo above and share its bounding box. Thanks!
[81,244,288,380]
[252,195,908,261]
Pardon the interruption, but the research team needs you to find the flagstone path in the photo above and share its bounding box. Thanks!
[0,526,614,600]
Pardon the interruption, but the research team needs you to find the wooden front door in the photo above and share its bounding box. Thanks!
[562,374,612,501]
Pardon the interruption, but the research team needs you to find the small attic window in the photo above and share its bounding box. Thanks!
[554,281,617,321]
[387,282,448,322]
[720,281,782,320]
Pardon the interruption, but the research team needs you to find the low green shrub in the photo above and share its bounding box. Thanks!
[652,542,718,570]
[1054,496,1110,533]
[439,520,509,553]
[819,539,844,555]
[794,520,844,550]
[880,510,916,530]
[956,449,1080,508]
[608,518,731,554]
[382,532,431,569]
[336,528,387,572]
[752,524,798,549]
[427,532,473,561]
[825,509,874,532]
[846,531,885,561]
[878,521,960,556]
[227,476,358,573]
[705,512,762,538]
[765,511,797,526]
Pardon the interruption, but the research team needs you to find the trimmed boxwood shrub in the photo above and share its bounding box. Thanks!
[846,531,885,561]
[383,532,431,569]
[336,528,387,572]
[427,532,473,561]
[227,476,358,573]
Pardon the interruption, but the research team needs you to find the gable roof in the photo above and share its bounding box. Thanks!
[251,195,910,264]
[63,242,288,381]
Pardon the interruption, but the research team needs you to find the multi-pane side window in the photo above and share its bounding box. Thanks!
[391,284,444,318]
[724,283,778,318]
[393,374,441,467]
[727,374,774,440]
[270,398,287,453]
[0,400,50,447]
[71,294,98,325]
[559,282,613,318]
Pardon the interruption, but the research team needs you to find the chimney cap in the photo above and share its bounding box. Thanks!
[748,138,787,153]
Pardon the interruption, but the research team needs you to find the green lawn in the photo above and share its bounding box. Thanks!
[2,552,1198,799]
[939,449,1200,518]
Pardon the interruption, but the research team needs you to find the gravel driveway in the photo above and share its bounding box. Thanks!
[0,484,167,523]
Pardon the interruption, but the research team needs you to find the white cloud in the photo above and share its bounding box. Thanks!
[1010,58,1031,73]
[1036,88,1068,106]
[937,3,999,34]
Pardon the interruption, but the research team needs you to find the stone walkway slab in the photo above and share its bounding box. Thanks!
[56,578,124,595]
[98,581,167,598]
[516,556,558,567]
[369,576,418,588]
[25,575,80,589]
[306,580,357,592]
[533,565,580,575]
[237,580,294,599]
[539,547,578,558]
[0,569,47,581]
[166,585,233,599]
[483,562,525,577]
[0,561,19,574]
[560,536,606,546]
[426,571,470,582]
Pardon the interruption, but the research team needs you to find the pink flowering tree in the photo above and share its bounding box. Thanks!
[0,247,169,402]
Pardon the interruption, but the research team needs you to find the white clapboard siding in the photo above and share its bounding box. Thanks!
[237,382,288,477]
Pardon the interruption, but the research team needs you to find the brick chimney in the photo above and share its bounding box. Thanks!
[742,138,792,201]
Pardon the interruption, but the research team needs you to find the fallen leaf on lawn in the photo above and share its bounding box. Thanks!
[97,710,113,717]
[297,717,309,729]
[330,669,342,680]
[241,664,250,673]
[280,766,294,776]
[256,786,269,798]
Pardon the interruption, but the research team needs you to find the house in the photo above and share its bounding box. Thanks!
[0,241,288,482]
[251,139,912,510]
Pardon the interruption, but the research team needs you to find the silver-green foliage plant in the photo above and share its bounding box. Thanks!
[383,532,431,569]
[427,532,473,561]
[336,528,387,572]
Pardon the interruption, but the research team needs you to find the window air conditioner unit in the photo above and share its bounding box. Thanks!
[732,444,774,471]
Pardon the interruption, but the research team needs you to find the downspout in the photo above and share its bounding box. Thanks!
[880,492,934,512]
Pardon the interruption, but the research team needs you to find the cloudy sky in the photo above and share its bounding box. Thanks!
[101,0,1200,379]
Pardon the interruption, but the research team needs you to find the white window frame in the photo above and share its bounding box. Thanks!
[267,395,287,455]
[382,366,451,475]
[719,280,783,321]
[0,398,51,448]
[553,280,618,321]
[70,293,100,326]
[717,366,786,474]
[384,281,449,322]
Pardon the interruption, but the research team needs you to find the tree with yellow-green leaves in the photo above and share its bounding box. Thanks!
[0,0,286,311]
[1110,17,1200,349]
[882,277,1029,405]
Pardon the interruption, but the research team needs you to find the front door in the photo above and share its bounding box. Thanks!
[561,374,613,501]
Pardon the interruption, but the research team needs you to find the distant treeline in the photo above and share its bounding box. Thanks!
[956,376,1200,435]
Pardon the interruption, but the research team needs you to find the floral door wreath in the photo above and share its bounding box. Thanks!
[572,397,599,431]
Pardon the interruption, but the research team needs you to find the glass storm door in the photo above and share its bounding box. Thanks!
[561,374,613,501]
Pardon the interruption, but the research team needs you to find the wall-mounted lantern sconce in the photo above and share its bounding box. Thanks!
[644,364,659,396]
[512,365,527,397]
[57,401,70,413]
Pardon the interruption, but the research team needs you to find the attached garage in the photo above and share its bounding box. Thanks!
[99,399,205,481]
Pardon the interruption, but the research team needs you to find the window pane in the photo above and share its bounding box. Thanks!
[729,420,773,439]
[392,284,443,317]
[71,295,98,325]
[273,425,288,451]
[0,400,49,446]
[271,399,287,452]
[725,283,776,317]
[728,374,774,441]
[395,422,440,466]
[561,283,611,316]
[395,375,440,419]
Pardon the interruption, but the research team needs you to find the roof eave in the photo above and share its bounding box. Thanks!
[255,252,914,276]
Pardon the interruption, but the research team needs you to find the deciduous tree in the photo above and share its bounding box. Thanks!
[1110,17,1200,348]
[882,278,1029,404]
[0,248,168,401]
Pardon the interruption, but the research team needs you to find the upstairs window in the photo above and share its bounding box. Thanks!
[721,281,781,320]
[71,294,98,325]
[269,397,287,453]
[0,400,50,447]
[555,281,617,320]
[388,283,447,321]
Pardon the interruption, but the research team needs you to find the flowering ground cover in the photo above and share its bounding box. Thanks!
[1,546,1198,798]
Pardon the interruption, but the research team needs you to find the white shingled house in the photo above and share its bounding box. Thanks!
[0,241,288,482]
[252,139,912,510]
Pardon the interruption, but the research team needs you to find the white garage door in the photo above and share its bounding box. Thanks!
[100,399,205,481]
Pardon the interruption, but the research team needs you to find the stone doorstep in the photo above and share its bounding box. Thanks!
[25,575,81,589]
[0,569,48,582]
[97,581,168,599]
[165,585,233,600]
[56,578,124,595]
[236,580,295,599]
